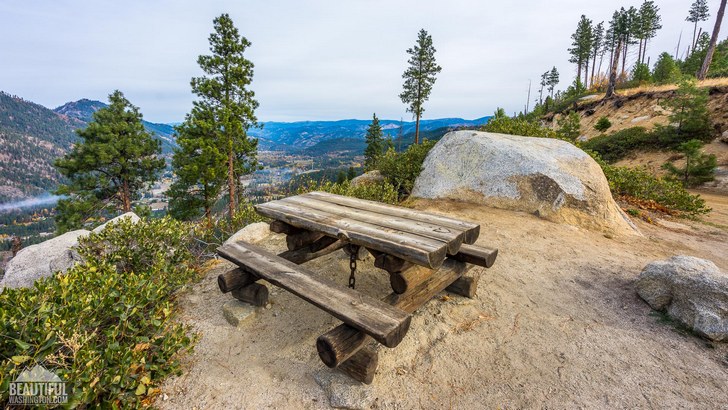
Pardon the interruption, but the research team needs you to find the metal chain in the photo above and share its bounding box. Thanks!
[348,245,359,289]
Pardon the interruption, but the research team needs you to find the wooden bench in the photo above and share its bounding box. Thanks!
[217,192,498,384]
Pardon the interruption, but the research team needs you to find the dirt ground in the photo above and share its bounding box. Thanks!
[157,196,728,409]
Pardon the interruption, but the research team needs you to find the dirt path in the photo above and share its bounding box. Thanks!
[157,199,728,409]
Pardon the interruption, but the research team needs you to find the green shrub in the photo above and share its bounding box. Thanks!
[594,116,612,132]
[557,112,581,141]
[602,164,710,216]
[294,179,399,205]
[482,116,565,140]
[662,139,718,187]
[581,127,655,162]
[378,140,437,195]
[0,217,199,407]
[196,201,267,250]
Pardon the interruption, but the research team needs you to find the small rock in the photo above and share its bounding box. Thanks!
[630,115,651,124]
[577,135,588,142]
[224,222,271,246]
[222,300,257,327]
[350,170,385,187]
[92,212,140,233]
[720,130,728,144]
[636,256,728,341]
[313,370,374,409]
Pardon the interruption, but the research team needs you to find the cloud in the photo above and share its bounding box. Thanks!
[0,0,720,122]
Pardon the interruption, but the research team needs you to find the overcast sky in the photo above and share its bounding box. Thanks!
[0,0,724,123]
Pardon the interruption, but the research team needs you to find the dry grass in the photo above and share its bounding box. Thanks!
[583,77,728,102]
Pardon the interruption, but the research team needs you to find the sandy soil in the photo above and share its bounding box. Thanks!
[157,197,728,409]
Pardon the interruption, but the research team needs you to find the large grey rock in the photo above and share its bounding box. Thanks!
[0,230,90,289]
[350,170,385,187]
[224,222,271,246]
[92,212,140,233]
[412,131,637,235]
[636,256,728,341]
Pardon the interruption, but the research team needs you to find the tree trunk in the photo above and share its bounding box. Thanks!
[692,20,699,54]
[622,40,628,76]
[606,39,623,99]
[591,50,597,88]
[228,144,235,220]
[121,178,131,212]
[642,39,648,65]
[414,113,420,145]
[637,39,643,66]
[576,63,582,89]
[698,0,727,80]
[584,58,589,89]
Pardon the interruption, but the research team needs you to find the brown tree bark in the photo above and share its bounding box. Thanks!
[606,39,623,99]
[698,0,727,80]
[121,178,131,212]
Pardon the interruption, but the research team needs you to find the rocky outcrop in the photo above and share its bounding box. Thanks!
[412,131,638,235]
[92,212,140,233]
[351,170,385,187]
[224,222,272,246]
[636,256,728,341]
[0,230,90,289]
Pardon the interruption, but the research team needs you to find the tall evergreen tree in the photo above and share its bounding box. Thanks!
[54,90,164,232]
[547,67,560,98]
[538,70,549,104]
[623,7,639,75]
[400,29,442,145]
[167,106,227,226]
[590,22,605,87]
[192,14,260,220]
[363,113,384,170]
[636,1,662,65]
[687,0,711,53]
[698,0,727,80]
[568,15,593,88]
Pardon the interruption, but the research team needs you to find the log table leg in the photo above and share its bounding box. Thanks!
[446,269,481,298]
[218,268,258,293]
[231,283,269,306]
[316,259,468,368]
[337,347,378,384]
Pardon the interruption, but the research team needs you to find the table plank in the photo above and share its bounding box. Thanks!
[218,242,412,348]
[255,200,448,269]
[279,195,465,254]
[303,192,480,244]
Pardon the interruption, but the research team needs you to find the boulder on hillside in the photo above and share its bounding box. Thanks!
[411,131,638,235]
[92,212,140,233]
[0,229,90,289]
[224,222,272,246]
[636,256,728,341]
[351,170,385,187]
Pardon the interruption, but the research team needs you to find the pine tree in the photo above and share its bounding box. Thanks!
[590,22,605,88]
[557,112,581,140]
[659,79,712,143]
[54,90,164,232]
[698,0,727,80]
[652,52,681,84]
[547,67,560,98]
[538,71,549,104]
[636,1,662,65]
[167,106,227,226]
[192,14,260,221]
[687,0,711,53]
[364,113,384,170]
[662,139,717,187]
[568,16,593,88]
[400,29,442,145]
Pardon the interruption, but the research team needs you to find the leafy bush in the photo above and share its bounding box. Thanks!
[378,140,437,195]
[594,116,612,132]
[601,163,710,216]
[294,179,399,205]
[0,217,199,407]
[581,127,655,162]
[556,112,581,141]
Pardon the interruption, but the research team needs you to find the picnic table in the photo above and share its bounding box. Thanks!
[217,191,498,383]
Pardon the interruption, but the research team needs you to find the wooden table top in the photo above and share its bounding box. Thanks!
[254,191,480,269]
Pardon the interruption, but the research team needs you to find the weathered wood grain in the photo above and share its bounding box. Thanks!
[337,347,378,384]
[255,200,447,269]
[389,265,436,295]
[231,282,269,306]
[445,271,480,298]
[269,220,301,235]
[286,230,325,251]
[277,236,345,264]
[281,195,465,254]
[303,191,480,244]
[316,259,469,367]
[218,241,412,348]
[449,244,498,268]
[217,268,258,293]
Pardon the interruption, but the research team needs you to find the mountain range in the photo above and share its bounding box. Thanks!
[0,91,490,203]
[0,92,176,202]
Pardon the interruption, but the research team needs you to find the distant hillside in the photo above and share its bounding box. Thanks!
[0,93,177,203]
[251,117,490,151]
[54,99,177,153]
